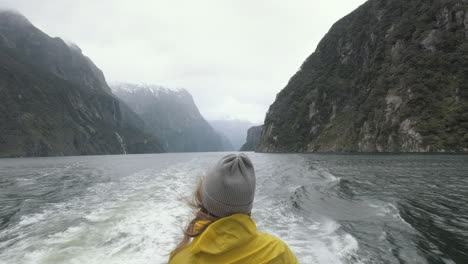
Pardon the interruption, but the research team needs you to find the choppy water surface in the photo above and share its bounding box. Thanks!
[0,153,467,264]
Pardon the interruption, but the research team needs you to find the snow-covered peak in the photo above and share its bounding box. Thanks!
[110,82,187,97]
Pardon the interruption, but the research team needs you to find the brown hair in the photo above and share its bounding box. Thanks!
[169,179,221,259]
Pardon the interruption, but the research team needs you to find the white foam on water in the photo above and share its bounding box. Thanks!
[384,203,414,228]
[1,155,363,264]
[317,168,341,184]
[18,210,49,226]
[250,156,363,263]
[369,201,414,230]
[253,196,360,264]
[0,161,201,264]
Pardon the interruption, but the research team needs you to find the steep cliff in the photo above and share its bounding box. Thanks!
[111,83,233,152]
[257,0,468,153]
[240,125,263,151]
[0,11,165,157]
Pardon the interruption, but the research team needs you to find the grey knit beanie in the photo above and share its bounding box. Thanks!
[202,153,256,218]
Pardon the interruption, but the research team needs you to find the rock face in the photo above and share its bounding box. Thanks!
[240,125,263,151]
[209,120,257,150]
[257,0,468,153]
[112,83,233,152]
[0,11,165,157]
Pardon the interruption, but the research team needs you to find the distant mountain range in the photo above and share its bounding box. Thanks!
[209,119,260,151]
[0,11,165,157]
[0,11,235,157]
[112,83,233,152]
[9,0,464,156]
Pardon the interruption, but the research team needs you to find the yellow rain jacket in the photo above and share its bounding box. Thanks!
[169,213,298,264]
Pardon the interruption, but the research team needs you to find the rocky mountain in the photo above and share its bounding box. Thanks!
[209,119,258,150]
[0,11,165,157]
[111,83,233,152]
[257,0,468,153]
[240,125,263,151]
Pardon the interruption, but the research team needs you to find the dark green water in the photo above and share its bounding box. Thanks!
[0,153,467,263]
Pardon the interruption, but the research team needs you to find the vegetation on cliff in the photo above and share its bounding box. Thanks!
[0,11,165,157]
[257,0,468,152]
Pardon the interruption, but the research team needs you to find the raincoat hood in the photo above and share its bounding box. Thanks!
[191,214,257,255]
[169,214,298,264]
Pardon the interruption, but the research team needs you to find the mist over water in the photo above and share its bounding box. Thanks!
[0,153,467,264]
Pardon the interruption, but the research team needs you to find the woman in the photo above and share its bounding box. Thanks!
[169,153,298,263]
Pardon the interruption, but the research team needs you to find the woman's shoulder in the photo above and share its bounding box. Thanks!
[257,232,288,245]
[255,232,299,263]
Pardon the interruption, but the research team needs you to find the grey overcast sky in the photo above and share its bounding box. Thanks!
[1,0,367,123]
